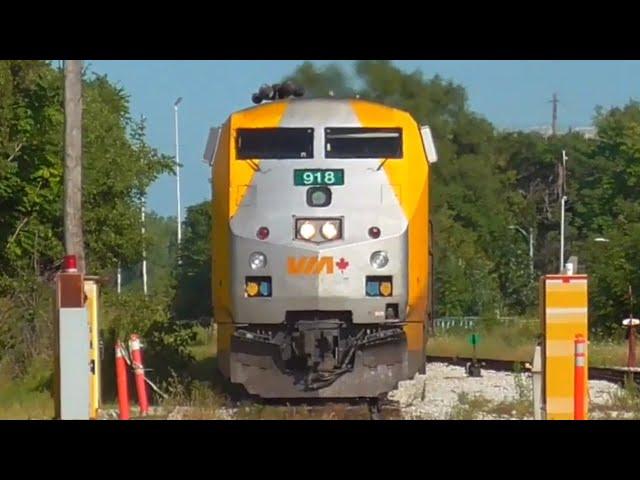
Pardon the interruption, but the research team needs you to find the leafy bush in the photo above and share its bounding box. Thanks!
[99,290,197,401]
[0,274,54,379]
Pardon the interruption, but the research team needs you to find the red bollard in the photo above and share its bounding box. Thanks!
[129,334,149,415]
[115,341,130,420]
[574,334,586,420]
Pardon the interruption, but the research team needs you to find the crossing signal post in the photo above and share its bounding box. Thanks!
[540,274,589,420]
[84,276,102,418]
[54,255,90,420]
[53,256,103,420]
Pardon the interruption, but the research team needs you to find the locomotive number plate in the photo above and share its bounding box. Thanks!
[294,169,344,186]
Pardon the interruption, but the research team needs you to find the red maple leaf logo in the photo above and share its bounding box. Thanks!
[336,257,349,271]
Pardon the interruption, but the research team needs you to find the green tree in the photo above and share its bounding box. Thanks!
[0,61,175,379]
[120,212,178,295]
[568,102,640,335]
[0,62,174,290]
[173,201,212,321]
[0,61,66,285]
[82,77,174,276]
[145,213,178,293]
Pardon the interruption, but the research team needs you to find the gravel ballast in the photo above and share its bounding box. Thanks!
[387,362,626,420]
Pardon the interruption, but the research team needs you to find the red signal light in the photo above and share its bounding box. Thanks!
[257,227,270,240]
[368,227,381,239]
[62,255,77,272]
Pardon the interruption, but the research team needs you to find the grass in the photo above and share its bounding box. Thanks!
[588,341,630,367]
[449,394,533,420]
[589,380,640,419]
[187,325,218,379]
[448,392,493,420]
[159,374,230,419]
[0,358,54,420]
[151,325,234,419]
[428,320,540,362]
[428,322,631,367]
[0,382,53,420]
[0,325,225,420]
[428,333,536,362]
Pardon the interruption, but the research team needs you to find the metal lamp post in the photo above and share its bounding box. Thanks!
[174,97,183,248]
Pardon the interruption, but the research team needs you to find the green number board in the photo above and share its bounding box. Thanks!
[294,169,344,186]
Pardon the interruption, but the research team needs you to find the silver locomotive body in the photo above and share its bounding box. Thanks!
[207,98,433,398]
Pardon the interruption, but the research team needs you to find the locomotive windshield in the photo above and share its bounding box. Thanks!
[236,127,313,159]
[325,127,403,158]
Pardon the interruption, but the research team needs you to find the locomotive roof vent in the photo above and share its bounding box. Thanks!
[252,81,305,104]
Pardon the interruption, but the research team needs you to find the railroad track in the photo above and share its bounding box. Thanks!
[427,355,530,373]
[99,396,401,420]
[427,355,640,387]
[253,395,401,420]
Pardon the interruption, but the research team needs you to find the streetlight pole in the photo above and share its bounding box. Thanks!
[509,225,534,274]
[117,261,121,294]
[560,195,566,271]
[140,115,148,296]
[174,97,183,248]
[141,207,147,295]
[560,150,568,273]
[528,227,533,274]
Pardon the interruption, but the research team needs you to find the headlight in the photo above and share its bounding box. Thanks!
[249,252,267,270]
[370,251,389,269]
[321,221,339,240]
[298,221,316,240]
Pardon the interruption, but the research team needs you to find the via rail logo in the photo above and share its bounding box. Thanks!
[287,256,350,275]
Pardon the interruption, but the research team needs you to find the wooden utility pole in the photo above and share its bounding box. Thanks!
[64,60,85,273]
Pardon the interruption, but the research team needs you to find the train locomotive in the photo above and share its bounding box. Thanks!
[203,83,438,398]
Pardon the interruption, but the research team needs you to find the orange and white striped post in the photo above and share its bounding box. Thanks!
[574,334,587,420]
[129,334,149,415]
[115,341,130,420]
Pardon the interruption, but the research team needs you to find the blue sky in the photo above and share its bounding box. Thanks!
[86,60,640,218]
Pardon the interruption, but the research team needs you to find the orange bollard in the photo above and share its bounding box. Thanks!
[574,334,587,420]
[129,334,149,415]
[115,341,130,420]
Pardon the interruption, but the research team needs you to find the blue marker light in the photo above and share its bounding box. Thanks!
[260,281,271,297]
[366,281,379,297]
